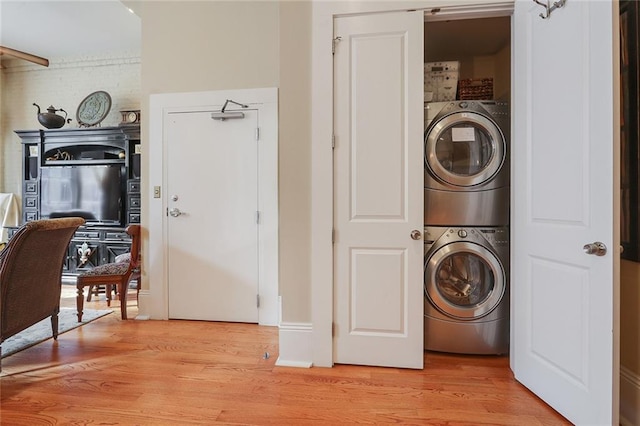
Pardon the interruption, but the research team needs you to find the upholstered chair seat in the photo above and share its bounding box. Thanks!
[83,262,129,276]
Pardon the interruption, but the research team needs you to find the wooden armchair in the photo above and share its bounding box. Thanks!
[0,218,85,363]
[76,224,141,321]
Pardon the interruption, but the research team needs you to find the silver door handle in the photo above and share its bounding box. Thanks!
[169,208,183,217]
[410,230,422,240]
[583,242,606,256]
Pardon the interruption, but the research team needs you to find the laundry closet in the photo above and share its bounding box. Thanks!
[421,16,512,356]
[332,10,514,368]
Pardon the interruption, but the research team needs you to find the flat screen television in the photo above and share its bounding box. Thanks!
[40,165,124,225]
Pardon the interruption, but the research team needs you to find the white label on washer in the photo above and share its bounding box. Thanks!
[451,127,475,142]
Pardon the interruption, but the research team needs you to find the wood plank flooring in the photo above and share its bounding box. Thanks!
[0,285,570,425]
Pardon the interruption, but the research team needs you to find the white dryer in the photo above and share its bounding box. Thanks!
[423,226,509,355]
[424,100,510,226]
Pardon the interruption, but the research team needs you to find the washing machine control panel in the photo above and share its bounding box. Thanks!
[424,226,509,251]
[479,228,509,247]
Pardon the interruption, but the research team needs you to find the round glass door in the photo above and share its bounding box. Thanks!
[425,112,505,187]
[424,241,505,320]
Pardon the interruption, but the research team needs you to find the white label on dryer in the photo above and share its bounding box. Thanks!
[451,127,475,142]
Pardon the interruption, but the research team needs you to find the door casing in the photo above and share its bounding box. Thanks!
[145,87,279,326]
[311,0,515,368]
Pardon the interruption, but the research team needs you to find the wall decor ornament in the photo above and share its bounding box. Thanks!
[119,109,140,125]
[76,91,111,127]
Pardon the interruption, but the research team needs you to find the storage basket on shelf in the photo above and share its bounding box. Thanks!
[458,78,494,100]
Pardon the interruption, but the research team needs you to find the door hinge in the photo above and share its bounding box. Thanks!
[255,127,260,141]
[332,322,336,337]
[256,210,261,224]
[332,229,335,244]
[332,36,342,55]
[257,294,260,308]
[332,134,336,149]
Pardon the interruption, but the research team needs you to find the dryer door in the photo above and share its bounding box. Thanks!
[425,112,505,187]
[425,241,505,320]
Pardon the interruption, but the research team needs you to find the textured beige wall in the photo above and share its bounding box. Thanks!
[621,259,640,375]
[138,1,312,323]
[277,2,312,323]
[139,1,279,94]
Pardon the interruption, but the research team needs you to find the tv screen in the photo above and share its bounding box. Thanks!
[40,165,123,225]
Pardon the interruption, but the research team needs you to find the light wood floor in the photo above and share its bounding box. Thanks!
[0,285,570,425]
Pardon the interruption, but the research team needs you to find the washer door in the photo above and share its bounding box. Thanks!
[425,111,505,187]
[425,241,505,320]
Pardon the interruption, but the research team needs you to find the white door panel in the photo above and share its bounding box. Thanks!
[333,11,423,369]
[512,0,617,423]
[166,110,259,323]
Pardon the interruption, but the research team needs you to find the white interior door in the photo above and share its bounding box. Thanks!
[333,11,423,369]
[512,0,618,423]
[166,109,259,323]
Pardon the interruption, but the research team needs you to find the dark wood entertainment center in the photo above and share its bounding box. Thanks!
[12,125,141,277]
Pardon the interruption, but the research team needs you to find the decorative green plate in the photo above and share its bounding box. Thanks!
[76,91,111,127]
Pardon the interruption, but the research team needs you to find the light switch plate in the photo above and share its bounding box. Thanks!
[153,186,161,198]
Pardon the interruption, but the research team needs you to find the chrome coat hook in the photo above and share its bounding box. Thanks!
[532,0,567,19]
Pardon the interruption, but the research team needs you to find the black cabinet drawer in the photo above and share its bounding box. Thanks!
[129,197,141,208]
[25,197,37,208]
[7,228,18,239]
[128,180,141,193]
[75,231,100,239]
[105,231,130,241]
[25,182,37,193]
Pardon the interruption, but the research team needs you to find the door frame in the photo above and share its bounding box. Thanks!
[310,0,514,367]
[144,87,279,325]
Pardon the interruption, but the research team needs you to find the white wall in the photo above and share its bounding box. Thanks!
[137,1,312,323]
[0,53,141,198]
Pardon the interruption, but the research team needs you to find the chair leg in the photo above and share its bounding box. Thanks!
[118,281,128,320]
[106,284,113,307]
[76,283,85,322]
[51,309,59,339]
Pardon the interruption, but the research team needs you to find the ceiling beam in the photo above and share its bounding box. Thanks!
[0,46,49,67]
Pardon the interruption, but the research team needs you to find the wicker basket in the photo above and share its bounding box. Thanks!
[458,78,493,100]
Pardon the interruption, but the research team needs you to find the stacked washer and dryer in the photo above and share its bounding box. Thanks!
[423,100,510,355]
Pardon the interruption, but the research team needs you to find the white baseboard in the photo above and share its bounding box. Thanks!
[620,366,640,426]
[136,289,151,319]
[276,322,313,368]
[134,289,150,320]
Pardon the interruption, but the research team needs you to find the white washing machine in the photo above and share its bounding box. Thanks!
[423,226,509,355]
[424,100,510,226]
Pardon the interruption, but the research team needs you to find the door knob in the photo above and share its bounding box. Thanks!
[169,208,183,217]
[410,230,422,240]
[583,242,607,256]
